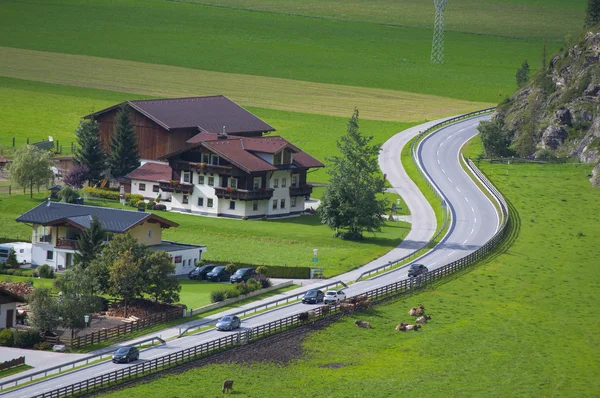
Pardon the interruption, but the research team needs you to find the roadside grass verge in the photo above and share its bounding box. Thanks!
[0,365,32,379]
[0,0,557,102]
[102,145,600,397]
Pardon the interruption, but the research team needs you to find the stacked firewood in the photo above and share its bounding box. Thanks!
[106,298,183,319]
[0,282,34,297]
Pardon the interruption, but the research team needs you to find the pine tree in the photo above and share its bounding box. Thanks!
[74,119,106,185]
[585,0,600,28]
[516,60,530,87]
[319,108,388,240]
[74,215,106,268]
[6,248,19,268]
[108,104,140,178]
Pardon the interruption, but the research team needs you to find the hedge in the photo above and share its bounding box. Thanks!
[256,265,311,279]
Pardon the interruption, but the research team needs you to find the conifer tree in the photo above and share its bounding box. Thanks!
[74,215,106,269]
[74,119,106,185]
[585,0,600,28]
[108,105,140,178]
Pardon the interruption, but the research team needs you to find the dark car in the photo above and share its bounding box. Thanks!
[230,268,257,284]
[112,346,139,363]
[302,289,325,304]
[206,266,231,282]
[408,263,428,277]
[188,264,216,280]
[215,315,242,331]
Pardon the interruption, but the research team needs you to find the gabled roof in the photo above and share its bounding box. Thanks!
[16,202,178,233]
[202,139,278,173]
[241,136,300,154]
[85,96,276,134]
[126,162,172,182]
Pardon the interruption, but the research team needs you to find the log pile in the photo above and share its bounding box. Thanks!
[106,298,183,319]
[0,282,34,298]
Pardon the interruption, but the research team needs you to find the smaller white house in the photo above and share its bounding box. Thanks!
[15,201,206,276]
[0,287,25,329]
[126,161,172,202]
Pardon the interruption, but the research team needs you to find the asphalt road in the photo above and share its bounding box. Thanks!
[2,115,498,398]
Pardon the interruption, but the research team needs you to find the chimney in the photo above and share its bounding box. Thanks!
[218,125,228,140]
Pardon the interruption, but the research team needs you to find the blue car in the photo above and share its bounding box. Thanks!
[216,315,241,331]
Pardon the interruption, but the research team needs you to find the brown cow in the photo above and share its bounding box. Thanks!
[340,303,355,315]
[355,320,372,329]
[415,315,431,324]
[222,379,234,394]
[409,305,425,317]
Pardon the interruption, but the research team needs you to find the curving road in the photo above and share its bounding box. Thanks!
[2,115,498,398]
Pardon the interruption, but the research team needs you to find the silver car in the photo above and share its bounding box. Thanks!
[215,315,242,331]
[324,289,347,304]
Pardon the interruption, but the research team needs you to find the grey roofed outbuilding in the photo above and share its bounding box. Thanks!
[15,201,178,233]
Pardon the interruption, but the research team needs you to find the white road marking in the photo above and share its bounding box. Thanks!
[471,207,475,212]
[471,228,475,235]
[436,150,439,156]
[429,261,437,266]
[457,128,465,132]
[447,177,452,183]
[462,239,468,244]
[448,251,456,257]
[474,217,477,223]
[446,135,452,140]
[442,168,446,174]
[437,159,440,164]
[465,197,469,202]
[440,142,444,147]
[456,187,461,192]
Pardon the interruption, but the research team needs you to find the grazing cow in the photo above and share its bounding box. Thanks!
[222,379,234,394]
[416,315,431,324]
[298,311,316,323]
[355,320,372,329]
[340,303,355,315]
[320,305,330,317]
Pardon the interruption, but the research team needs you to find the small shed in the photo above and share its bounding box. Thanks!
[0,287,26,328]
[48,185,62,199]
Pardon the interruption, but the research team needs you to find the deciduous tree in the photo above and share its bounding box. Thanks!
[108,105,140,178]
[319,108,388,240]
[74,119,106,185]
[27,288,60,332]
[145,251,180,303]
[8,145,54,198]
[63,164,90,189]
[109,250,144,317]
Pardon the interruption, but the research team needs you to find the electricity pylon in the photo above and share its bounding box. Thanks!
[430,0,448,64]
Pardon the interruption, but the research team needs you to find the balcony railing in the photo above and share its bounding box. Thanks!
[159,181,194,194]
[173,160,232,175]
[56,238,78,249]
[289,184,313,197]
[38,234,52,243]
[214,187,274,201]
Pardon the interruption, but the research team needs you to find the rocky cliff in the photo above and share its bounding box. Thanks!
[491,28,600,174]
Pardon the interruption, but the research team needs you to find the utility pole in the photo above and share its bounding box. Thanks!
[430,0,448,64]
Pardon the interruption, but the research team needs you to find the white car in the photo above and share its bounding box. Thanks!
[324,289,347,304]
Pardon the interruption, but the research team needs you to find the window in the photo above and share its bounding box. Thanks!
[46,250,54,260]
[208,177,214,186]
[193,258,197,266]
[283,150,292,164]
[291,174,298,187]
[153,185,160,193]
[230,178,238,189]
[203,153,210,163]
[229,201,235,210]
[273,178,279,188]
[253,177,261,190]
[272,199,278,210]
[281,178,287,188]
[207,199,214,208]
[211,154,219,165]
[183,172,191,183]
[183,259,187,266]
[280,199,286,209]
[274,151,282,165]
[291,197,297,207]
[174,256,182,263]
[148,229,152,239]
[183,195,189,204]
[139,183,146,191]
[198,175,205,185]
[253,201,258,211]
[197,197,204,207]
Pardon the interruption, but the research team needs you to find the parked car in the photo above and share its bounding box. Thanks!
[188,264,216,280]
[112,346,139,363]
[324,289,347,305]
[230,268,257,284]
[215,315,241,331]
[302,289,325,304]
[206,266,231,282]
[408,263,428,277]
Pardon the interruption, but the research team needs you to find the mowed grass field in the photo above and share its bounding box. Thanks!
[0,194,410,276]
[0,0,565,103]
[102,138,600,397]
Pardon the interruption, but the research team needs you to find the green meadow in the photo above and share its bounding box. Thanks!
[103,137,600,398]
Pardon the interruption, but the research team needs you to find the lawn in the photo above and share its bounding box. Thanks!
[0,364,33,379]
[0,0,563,102]
[1,194,411,277]
[102,138,600,397]
[177,280,235,310]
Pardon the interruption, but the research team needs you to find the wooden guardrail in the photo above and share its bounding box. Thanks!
[0,357,25,372]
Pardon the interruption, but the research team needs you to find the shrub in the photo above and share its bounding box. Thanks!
[255,266,267,276]
[135,200,146,208]
[82,187,120,200]
[225,263,237,275]
[224,290,239,300]
[34,341,51,351]
[12,269,24,276]
[13,329,42,349]
[58,186,80,204]
[246,278,262,292]
[260,278,272,289]
[130,194,144,203]
[0,328,14,347]
[37,264,54,279]
[234,282,251,295]
[153,204,167,211]
[210,290,227,303]
[259,265,311,279]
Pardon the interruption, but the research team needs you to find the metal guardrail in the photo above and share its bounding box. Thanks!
[177,279,348,337]
[0,336,165,393]
[355,108,494,282]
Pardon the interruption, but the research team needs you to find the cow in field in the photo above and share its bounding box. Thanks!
[355,320,372,329]
[222,379,234,394]
[395,322,421,332]
[416,315,431,324]
[409,305,425,316]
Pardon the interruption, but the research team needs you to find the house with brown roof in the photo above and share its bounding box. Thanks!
[126,161,173,201]
[86,96,275,161]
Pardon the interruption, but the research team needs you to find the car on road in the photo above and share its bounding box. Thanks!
[302,289,325,304]
[324,289,347,305]
[206,266,231,282]
[230,267,257,284]
[112,346,139,363]
[188,264,216,280]
[408,263,428,277]
[216,315,242,331]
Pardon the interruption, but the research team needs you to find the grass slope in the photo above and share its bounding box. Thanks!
[103,138,600,397]
[0,0,557,102]
[186,0,585,40]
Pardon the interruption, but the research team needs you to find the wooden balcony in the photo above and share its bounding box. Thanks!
[173,160,232,175]
[159,181,193,194]
[289,184,313,197]
[214,187,274,201]
[56,238,78,249]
